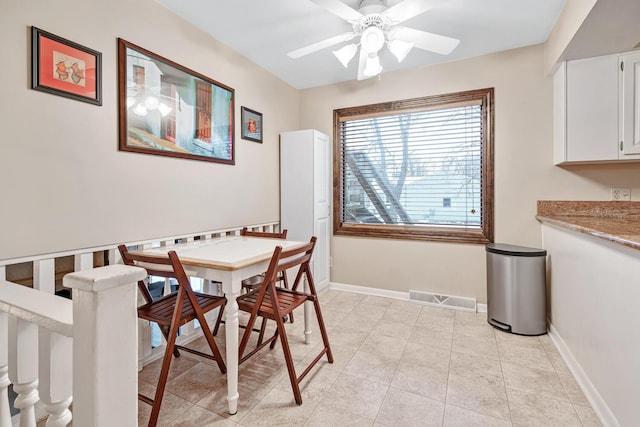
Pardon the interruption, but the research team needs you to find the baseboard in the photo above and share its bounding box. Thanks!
[329,282,409,301]
[329,282,486,314]
[548,323,620,427]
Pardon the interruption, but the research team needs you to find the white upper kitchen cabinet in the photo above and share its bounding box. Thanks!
[620,51,640,156]
[280,129,331,290]
[554,54,619,164]
[553,51,640,164]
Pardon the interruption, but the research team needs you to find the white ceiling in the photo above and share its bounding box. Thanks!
[156,0,566,89]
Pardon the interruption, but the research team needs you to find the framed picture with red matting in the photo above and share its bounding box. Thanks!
[31,27,102,105]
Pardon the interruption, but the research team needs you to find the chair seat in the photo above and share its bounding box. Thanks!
[237,288,309,320]
[138,292,225,327]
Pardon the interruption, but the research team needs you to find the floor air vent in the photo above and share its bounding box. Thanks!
[409,290,477,312]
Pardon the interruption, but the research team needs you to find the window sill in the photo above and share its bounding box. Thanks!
[334,222,492,244]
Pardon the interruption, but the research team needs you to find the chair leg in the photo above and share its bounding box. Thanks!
[213,304,225,336]
[256,317,268,346]
[195,309,227,374]
[274,314,303,405]
[147,324,179,427]
[313,298,333,364]
[161,325,180,358]
[238,305,262,363]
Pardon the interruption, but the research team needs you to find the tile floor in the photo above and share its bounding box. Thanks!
[137,289,602,426]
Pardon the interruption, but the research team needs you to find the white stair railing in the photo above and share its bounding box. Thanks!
[0,221,280,425]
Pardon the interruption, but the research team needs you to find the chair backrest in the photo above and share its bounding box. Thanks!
[252,237,317,315]
[241,227,288,239]
[118,244,193,305]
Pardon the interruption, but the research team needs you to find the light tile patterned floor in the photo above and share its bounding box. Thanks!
[137,289,602,426]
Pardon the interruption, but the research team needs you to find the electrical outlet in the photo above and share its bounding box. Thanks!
[611,188,631,201]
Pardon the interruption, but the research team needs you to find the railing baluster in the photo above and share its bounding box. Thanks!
[34,259,72,426]
[8,316,39,427]
[39,331,72,427]
[33,259,55,295]
[0,312,10,427]
[74,253,93,272]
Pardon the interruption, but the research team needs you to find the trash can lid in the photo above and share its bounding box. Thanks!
[486,243,546,257]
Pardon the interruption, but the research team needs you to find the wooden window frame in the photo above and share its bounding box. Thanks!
[333,88,494,244]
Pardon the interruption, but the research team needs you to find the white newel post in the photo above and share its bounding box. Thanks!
[63,264,146,427]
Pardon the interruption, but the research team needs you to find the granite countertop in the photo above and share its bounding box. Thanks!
[536,201,640,251]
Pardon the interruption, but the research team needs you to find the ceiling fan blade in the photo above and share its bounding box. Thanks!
[390,27,460,55]
[382,0,433,24]
[287,32,357,59]
[311,0,364,22]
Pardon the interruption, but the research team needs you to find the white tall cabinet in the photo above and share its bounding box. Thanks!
[280,129,331,290]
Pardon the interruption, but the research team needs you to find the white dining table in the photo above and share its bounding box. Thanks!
[134,235,309,415]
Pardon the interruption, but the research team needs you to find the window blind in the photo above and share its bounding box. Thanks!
[338,102,483,228]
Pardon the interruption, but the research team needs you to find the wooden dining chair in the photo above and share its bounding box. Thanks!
[236,237,333,405]
[212,227,290,337]
[118,245,227,427]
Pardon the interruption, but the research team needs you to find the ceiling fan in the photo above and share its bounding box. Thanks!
[287,0,460,80]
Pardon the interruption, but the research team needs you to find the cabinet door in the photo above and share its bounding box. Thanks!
[566,55,619,162]
[553,62,567,164]
[620,51,640,156]
[312,132,331,289]
[280,130,331,289]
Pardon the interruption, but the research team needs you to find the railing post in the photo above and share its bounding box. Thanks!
[63,264,146,427]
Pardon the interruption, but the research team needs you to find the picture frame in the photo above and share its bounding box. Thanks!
[31,27,102,105]
[241,106,263,143]
[117,39,235,164]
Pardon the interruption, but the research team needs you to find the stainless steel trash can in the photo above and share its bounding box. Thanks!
[486,243,547,336]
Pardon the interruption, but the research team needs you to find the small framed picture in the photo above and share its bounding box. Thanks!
[241,106,263,143]
[31,27,102,105]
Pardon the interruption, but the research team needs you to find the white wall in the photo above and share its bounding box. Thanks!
[299,44,640,303]
[0,0,299,260]
[544,0,598,73]
[543,223,640,427]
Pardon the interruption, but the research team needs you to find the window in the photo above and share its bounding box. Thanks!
[333,88,494,244]
[195,81,212,141]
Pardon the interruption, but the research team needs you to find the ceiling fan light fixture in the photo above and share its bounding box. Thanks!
[363,55,383,77]
[361,25,385,54]
[333,44,358,68]
[388,39,414,62]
